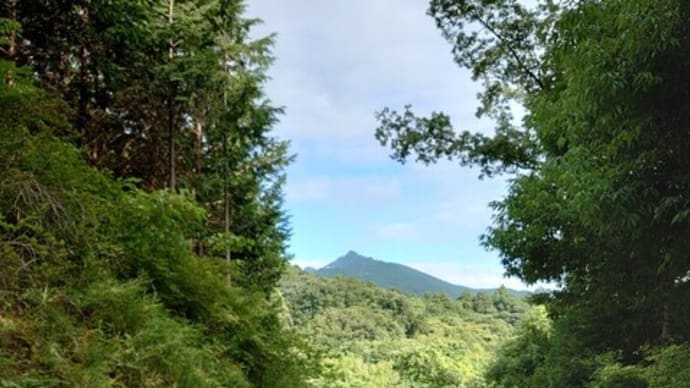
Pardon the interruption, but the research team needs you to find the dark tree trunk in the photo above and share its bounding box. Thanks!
[223,56,231,264]
[167,92,176,191]
[660,287,671,343]
[5,0,18,86]
[195,119,204,256]
[167,0,176,192]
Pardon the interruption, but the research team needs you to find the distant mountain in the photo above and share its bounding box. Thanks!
[311,251,529,297]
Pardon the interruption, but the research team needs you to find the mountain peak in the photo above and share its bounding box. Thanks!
[343,250,366,260]
[323,250,370,270]
[313,251,529,297]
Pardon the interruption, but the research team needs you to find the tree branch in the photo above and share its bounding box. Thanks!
[472,13,545,91]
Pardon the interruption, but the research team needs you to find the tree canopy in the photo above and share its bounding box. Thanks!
[0,1,308,386]
[378,0,690,386]
[280,266,531,387]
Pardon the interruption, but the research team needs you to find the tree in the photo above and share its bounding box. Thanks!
[0,2,307,385]
[3,0,293,293]
[376,0,690,381]
[486,306,552,387]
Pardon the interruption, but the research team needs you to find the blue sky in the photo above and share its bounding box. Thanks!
[246,0,530,290]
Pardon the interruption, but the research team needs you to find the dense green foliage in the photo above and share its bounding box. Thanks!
[281,266,531,387]
[7,0,690,385]
[0,1,309,386]
[377,0,690,386]
[3,0,291,290]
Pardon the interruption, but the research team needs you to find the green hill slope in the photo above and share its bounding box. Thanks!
[280,266,533,387]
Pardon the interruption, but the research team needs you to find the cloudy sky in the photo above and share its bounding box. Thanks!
[245,1,529,290]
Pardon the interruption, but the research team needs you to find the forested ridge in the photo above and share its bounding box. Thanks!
[309,251,527,298]
[3,0,690,387]
[280,266,534,387]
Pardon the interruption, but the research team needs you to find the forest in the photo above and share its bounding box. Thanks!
[280,266,534,387]
[2,0,690,387]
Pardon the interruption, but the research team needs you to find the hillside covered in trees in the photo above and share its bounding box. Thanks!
[280,266,533,387]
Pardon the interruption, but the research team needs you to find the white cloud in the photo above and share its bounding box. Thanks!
[308,141,392,166]
[409,261,534,290]
[285,178,331,202]
[434,196,493,231]
[373,222,418,240]
[396,162,507,236]
[247,0,486,142]
[286,175,401,204]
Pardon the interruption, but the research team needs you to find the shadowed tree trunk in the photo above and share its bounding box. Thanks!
[167,0,176,191]
[4,0,18,86]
